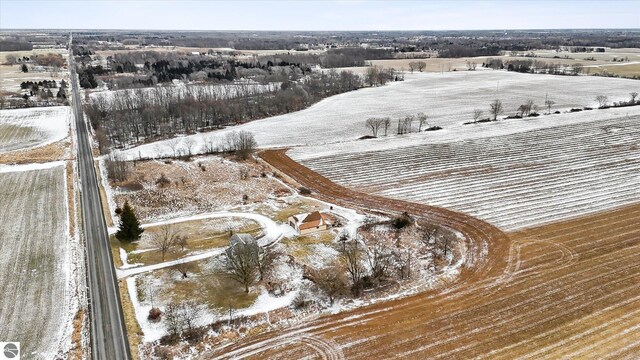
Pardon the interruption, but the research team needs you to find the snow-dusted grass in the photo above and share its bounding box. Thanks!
[121,71,639,160]
[0,163,74,358]
[0,106,70,153]
[300,112,640,231]
[108,155,290,222]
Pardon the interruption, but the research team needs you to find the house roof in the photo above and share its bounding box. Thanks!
[298,211,331,230]
[229,233,256,247]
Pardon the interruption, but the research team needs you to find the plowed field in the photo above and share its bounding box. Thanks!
[205,150,640,359]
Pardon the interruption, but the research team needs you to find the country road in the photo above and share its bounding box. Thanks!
[69,36,131,360]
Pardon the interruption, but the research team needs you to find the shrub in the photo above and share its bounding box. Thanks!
[299,187,312,195]
[424,126,443,131]
[292,291,311,310]
[358,135,377,140]
[114,207,122,215]
[148,307,162,321]
[156,173,171,188]
[392,212,412,229]
[569,108,583,112]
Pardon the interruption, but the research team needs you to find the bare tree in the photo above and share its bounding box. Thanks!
[630,92,638,104]
[180,300,203,332]
[473,109,483,123]
[152,225,179,261]
[392,247,413,280]
[309,263,348,305]
[183,137,197,157]
[408,61,417,73]
[595,95,609,108]
[489,99,504,121]
[166,137,181,158]
[164,302,185,337]
[175,234,188,252]
[233,131,257,160]
[466,61,477,71]
[416,112,428,132]
[416,61,427,72]
[225,239,260,292]
[365,117,384,137]
[382,117,391,136]
[256,246,279,281]
[420,225,439,248]
[341,241,366,296]
[523,99,535,116]
[544,93,556,114]
[366,237,392,282]
[105,151,130,182]
[572,63,584,75]
[163,300,203,336]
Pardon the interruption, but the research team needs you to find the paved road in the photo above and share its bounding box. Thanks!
[69,36,131,360]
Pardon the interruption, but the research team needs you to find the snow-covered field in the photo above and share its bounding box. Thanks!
[121,71,639,160]
[0,106,70,153]
[299,111,640,231]
[0,163,76,358]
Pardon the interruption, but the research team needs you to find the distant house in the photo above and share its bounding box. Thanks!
[229,233,257,247]
[288,211,332,235]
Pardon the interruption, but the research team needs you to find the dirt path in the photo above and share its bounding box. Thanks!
[203,149,640,359]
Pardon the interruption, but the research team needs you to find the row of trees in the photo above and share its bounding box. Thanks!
[86,70,365,149]
[365,112,430,137]
[484,58,585,76]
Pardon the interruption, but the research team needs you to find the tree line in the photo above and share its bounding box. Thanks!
[86,69,367,150]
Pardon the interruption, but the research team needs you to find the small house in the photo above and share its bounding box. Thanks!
[288,211,332,235]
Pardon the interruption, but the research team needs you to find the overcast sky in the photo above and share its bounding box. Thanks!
[1,0,638,31]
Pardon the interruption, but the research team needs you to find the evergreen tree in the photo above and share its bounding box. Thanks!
[21,63,28,73]
[115,201,144,243]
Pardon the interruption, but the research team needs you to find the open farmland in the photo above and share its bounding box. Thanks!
[0,163,74,358]
[0,106,70,153]
[209,203,640,359]
[297,112,640,231]
[121,71,639,160]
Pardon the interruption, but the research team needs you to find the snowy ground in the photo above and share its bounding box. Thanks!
[115,211,297,278]
[300,111,640,231]
[120,71,639,160]
[0,163,78,359]
[0,106,70,153]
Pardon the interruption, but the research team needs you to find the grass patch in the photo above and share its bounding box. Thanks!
[119,279,142,360]
[273,200,324,223]
[164,265,258,310]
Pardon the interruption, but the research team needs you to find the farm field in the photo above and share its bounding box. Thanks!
[0,62,69,93]
[0,106,70,153]
[121,71,639,160]
[0,163,75,358]
[209,202,640,359]
[298,112,640,231]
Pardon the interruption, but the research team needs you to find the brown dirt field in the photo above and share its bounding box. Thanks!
[204,149,640,359]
